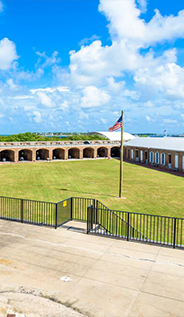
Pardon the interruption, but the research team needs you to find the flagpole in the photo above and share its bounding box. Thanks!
[119,110,124,198]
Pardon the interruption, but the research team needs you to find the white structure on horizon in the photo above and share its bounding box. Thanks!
[97,131,136,142]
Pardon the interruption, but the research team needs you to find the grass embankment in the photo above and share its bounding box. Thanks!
[0,159,183,218]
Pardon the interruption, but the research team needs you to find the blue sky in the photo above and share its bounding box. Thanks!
[1,0,184,134]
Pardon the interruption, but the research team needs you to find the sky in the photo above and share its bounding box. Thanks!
[1,0,184,134]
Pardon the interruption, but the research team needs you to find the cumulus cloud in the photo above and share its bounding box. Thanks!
[67,0,184,89]
[134,63,184,99]
[99,0,184,45]
[0,38,18,70]
[36,91,55,107]
[80,86,111,108]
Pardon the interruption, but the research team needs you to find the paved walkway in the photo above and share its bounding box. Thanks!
[0,220,184,317]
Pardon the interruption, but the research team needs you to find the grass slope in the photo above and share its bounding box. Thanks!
[0,159,183,218]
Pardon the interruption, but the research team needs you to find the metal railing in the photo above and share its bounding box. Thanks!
[0,196,56,227]
[0,195,184,249]
[87,206,184,249]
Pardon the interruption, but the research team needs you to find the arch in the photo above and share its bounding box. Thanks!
[111,147,120,158]
[0,150,15,162]
[53,148,65,160]
[83,147,94,158]
[18,149,32,161]
[68,148,80,159]
[97,147,108,158]
[36,149,49,160]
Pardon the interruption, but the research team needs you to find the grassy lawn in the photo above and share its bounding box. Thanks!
[0,159,183,218]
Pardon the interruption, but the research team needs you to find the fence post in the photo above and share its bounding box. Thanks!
[127,212,129,241]
[55,203,58,229]
[173,218,177,249]
[71,197,73,220]
[96,200,98,225]
[87,205,93,234]
[93,199,96,224]
[21,199,23,223]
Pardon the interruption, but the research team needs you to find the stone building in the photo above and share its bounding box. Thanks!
[0,140,121,163]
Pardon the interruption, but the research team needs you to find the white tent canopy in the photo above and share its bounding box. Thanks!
[97,131,135,142]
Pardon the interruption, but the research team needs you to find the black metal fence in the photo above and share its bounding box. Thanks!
[87,206,184,249]
[0,195,184,249]
[0,196,56,227]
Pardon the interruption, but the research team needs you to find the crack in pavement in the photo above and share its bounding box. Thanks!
[109,251,184,268]
[0,231,103,255]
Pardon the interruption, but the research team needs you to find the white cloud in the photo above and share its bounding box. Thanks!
[137,0,147,13]
[80,86,111,108]
[163,118,178,124]
[6,79,18,90]
[66,0,184,88]
[37,91,55,107]
[33,111,42,123]
[60,100,69,111]
[14,95,34,100]
[0,38,18,70]
[35,50,60,68]
[143,101,154,108]
[30,86,69,94]
[79,35,101,46]
[99,0,184,46]
[101,118,107,124]
[134,63,184,100]
[106,77,125,94]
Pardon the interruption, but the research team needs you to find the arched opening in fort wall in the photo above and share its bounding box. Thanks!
[0,150,15,162]
[111,147,120,158]
[53,148,65,160]
[36,149,49,160]
[19,149,32,161]
[68,148,80,159]
[83,148,94,158]
[97,147,108,158]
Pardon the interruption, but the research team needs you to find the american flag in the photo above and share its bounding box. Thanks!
[108,115,122,132]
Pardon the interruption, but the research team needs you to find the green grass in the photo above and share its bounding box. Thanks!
[0,159,184,218]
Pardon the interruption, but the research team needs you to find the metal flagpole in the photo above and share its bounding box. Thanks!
[119,110,124,198]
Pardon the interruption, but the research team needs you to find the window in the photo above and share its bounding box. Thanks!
[155,152,159,164]
[128,149,130,159]
[140,150,143,161]
[131,149,133,159]
[168,154,172,164]
[175,155,178,169]
[161,153,165,165]
[150,151,154,163]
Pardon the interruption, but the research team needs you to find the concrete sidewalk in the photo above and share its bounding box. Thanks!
[0,219,184,317]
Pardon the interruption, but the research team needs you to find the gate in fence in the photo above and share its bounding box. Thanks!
[0,195,183,249]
